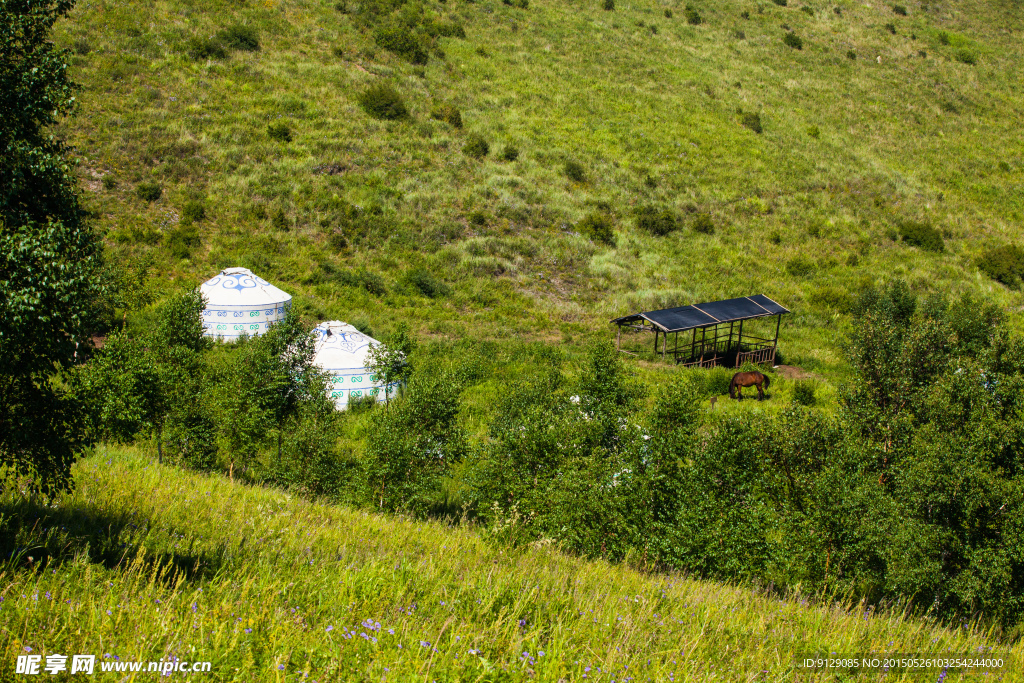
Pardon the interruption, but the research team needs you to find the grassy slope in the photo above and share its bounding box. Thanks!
[1,448,1019,681]
[54,0,1024,380]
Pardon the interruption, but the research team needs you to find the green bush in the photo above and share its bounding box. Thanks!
[216,24,259,51]
[186,37,227,60]
[897,220,944,252]
[733,29,746,39]
[807,124,820,138]
[847,49,856,59]
[463,133,489,159]
[772,0,787,6]
[740,111,762,133]
[792,380,817,406]
[636,206,679,236]
[603,0,614,9]
[102,175,116,190]
[430,103,463,128]
[884,22,896,34]
[406,268,451,298]
[893,3,907,14]
[938,31,950,45]
[786,256,816,277]
[428,21,466,38]
[800,5,813,16]
[684,7,702,24]
[166,225,200,260]
[578,213,615,246]
[783,32,803,49]
[272,208,289,232]
[374,24,429,64]
[692,213,714,234]
[358,84,409,120]
[977,244,1024,288]
[267,121,292,142]
[955,48,976,65]
[180,201,205,225]
[664,8,673,18]
[564,159,586,182]
[468,210,488,226]
[136,183,162,202]
[500,145,520,161]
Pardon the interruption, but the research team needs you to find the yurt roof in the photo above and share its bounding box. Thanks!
[312,321,380,372]
[200,267,291,307]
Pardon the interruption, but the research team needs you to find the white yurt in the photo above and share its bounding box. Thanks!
[312,321,396,410]
[200,267,292,341]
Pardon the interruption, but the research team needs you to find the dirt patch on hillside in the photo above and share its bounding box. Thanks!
[774,364,817,380]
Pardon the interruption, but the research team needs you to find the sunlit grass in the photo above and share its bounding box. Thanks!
[1,448,1019,681]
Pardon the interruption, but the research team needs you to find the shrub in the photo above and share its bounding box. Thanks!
[468,210,489,226]
[977,244,1024,288]
[684,7,702,24]
[884,22,896,34]
[636,206,679,236]
[136,183,161,202]
[180,201,205,225]
[578,213,615,246]
[955,48,976,65]
[166,224,201,259]
[772,0,787,5]
[692,213,714,234]
[406,268,451,298]
[846,49,856,59]
[740,10,749,18]
[373,24,429,64]
[783,32,803,49]
[216,24,259,51]
[769,231,782,245]
[733,29,746,39]
[500,145,520,161]
[603,0,615,8]
[664,8,673,17]
[430,103,463,128]
[649,24,659,34]
[807,124,820,138]
[186,37,227,60]
[272,208,289,232]
[800,5,813,16]
[564,159,586,183]
[938,31,950,45]
[267,121,292,142]
[793,379,817,406]
[429,21,466,38]
[334,1,347,11]
[740,111,762,133]
[893,3,907,14]
[102,175,116,190]
[786,256,816,277]
[358,84,409,120]
[897,220,944,252]
[463,133,489,159]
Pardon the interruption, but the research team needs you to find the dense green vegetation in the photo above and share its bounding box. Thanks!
[1,448,1019,680]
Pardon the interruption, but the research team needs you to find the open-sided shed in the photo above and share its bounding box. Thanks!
[611,295,789,368]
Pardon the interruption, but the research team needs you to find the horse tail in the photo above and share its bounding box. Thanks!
[762,374,770,390]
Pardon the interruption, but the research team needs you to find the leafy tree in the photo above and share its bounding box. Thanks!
[218,308,322,478]
[1,0,104,495]
[366,322,416,405]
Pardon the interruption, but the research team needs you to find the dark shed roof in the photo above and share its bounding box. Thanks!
[611,295,789,333]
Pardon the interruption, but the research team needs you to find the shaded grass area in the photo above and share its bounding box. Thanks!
[55,0,1024,383]
[1,448,1018,681]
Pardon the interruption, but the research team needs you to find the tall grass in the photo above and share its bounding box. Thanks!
[2,448,1018,681]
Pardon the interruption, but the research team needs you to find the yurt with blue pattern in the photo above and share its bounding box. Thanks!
[312,321,397,410]
[200,267,292,341]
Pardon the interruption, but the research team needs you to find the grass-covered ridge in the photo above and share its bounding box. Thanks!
[56,0,1024,376]
[1,448,1018,681]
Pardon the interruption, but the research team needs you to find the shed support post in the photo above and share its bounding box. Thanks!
[736,319,744,367]
[617,325,621,351]
[772,314,782,365]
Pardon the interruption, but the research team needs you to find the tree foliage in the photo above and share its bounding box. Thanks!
[1,0,103,495]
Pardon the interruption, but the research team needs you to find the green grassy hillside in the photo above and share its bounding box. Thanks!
[2,448,1019,681]
[54,0,1024,377]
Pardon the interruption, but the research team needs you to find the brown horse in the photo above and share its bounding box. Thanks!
[730,371,770,400]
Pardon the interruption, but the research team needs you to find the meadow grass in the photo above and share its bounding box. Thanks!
[52,0,1024,384]
[2,447,1019,681]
